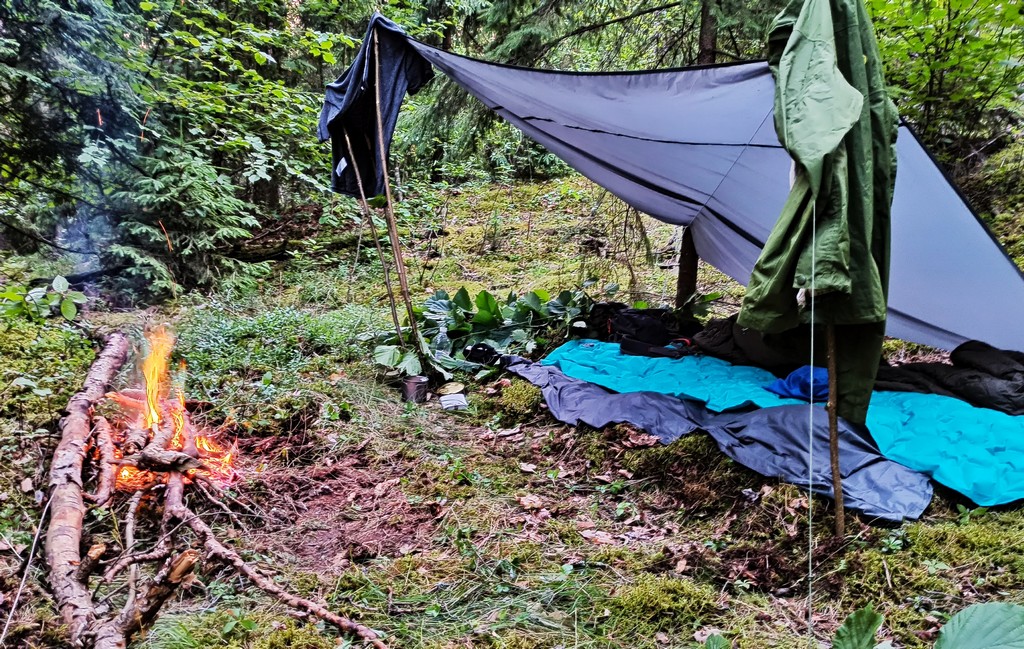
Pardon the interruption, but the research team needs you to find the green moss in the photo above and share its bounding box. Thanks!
[289,572,323,597]
[588,546,664,572]
[0,318,95,428]
[603,573,720,636]
[573,425,613,467]
[620,434,718,475]
[907,515,1024,588]
[499,379,542,422]
[249,622,334,649]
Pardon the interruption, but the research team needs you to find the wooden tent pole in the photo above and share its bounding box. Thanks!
[826,323,846,537]
[675,226,698,308]
[342,128,405,347]
[372,29,421,345]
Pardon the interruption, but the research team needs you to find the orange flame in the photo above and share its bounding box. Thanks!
[142,327,175,432]
[112,327,239,492]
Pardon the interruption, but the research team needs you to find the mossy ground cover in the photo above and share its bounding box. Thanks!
[2,178,1023,648]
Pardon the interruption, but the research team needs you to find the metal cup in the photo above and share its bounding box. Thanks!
[401,375,429,403]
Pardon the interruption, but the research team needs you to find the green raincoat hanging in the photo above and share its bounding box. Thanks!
[737,0,899,424]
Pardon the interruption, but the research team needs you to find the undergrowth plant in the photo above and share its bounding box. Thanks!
[0,276,87,321]
[373,283,605,379]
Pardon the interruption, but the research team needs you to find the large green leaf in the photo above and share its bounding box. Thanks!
[522,291,546,315]
[704,636,729,649]
[453,287,473,312]
[833,607,883,649]
[52,275,69,292]
[936,603,1024,649]
[396,351,422,377]
[60,298,78,321]
[474,290,502,324]
[373,345,401,368]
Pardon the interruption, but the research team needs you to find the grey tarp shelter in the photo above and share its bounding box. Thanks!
[319,14,1024,354]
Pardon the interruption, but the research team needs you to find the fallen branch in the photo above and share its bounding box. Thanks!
[85,417,116,507]
[120,492,144,618]
[116,550,198,637]
[45,332,130,644]
[170,500,387,648]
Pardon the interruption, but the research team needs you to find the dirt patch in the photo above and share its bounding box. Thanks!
[247,455,439,573]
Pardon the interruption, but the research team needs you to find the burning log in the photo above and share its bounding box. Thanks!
[43,329,388,649]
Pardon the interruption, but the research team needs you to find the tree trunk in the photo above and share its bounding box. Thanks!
[698,0,717,65]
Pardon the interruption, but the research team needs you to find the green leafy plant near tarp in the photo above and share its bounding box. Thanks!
[701,601,1024,648]
[374,284,601,379]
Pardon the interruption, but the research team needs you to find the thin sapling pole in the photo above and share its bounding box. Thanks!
[372,29,421,346]
[343,128,404,347]
[826,324,846,537]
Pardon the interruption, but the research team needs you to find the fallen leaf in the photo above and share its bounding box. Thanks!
[694,627,725,643]
[655,632,670,645]
[625,431,660,448]
[497,426,522,438]
[328,372,346,384]
[518,494,544,510]
[519,462,537,474]
[580,529,616,545]
[373,478,401,498]
[576,519,596,530]
[20,478,33,493]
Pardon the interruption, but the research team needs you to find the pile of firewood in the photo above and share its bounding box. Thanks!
[44,331,386,649]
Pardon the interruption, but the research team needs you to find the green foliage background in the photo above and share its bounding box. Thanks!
[0,0,1022,293]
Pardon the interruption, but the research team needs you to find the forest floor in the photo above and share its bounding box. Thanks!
[2,178,1023,649]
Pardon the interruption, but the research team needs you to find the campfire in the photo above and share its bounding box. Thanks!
[44,331,387,649]
[104,327,238,494]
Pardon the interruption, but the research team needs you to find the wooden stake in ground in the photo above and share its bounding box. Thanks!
[372,28,420,346]
[343,127,405,347]
[675,226,698,309]
[826,324,846,537]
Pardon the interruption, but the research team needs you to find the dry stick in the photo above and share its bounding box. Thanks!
[192,474,259,518]
[117,550,198,639]
[45,332,130,646]
[343,128,404,346]
[826,324,845,538]
[102,489,183,586]
[104,473,194,641]
[86,416,117,507]
[373,30,420,345]
[167,500,388,649]
[193,479,245,530]
[122,423,149,456]
[76,543,107,583]
[0,499,51,647]
[120,491,145,620]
